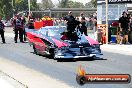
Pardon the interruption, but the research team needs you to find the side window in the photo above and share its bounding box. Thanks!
[39,29,46,35]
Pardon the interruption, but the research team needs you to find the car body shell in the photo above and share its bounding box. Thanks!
[26,26,103,59]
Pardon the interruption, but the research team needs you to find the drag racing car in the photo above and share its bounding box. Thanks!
[26,26,103,60]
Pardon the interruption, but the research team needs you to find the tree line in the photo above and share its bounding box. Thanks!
[0,0,96,19]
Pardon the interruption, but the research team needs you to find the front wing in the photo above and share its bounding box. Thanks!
[54,47,103,59]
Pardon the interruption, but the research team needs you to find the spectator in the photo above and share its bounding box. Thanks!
[79,12,85,22]
[0,16,6,43]
[79,17,87,36]
[129,15,132,44]
[63,11,80,41]
[119,11,130,44]
[13,15,24,43]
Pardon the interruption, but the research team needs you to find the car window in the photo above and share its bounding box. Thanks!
[39,26,66,36]
[39,28,47,35]
[48,29,61,36]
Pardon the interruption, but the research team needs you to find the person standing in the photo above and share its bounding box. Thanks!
[79,12,85,22]
[119,12,130,44]
[64,11,78,41]
[28,19,34,29]
[78,12,87,36]
[79,17,87,36]
[21,16,26,41]
[13,15,24,43]
[64,11,76,32]
[129,14,132,44]
[0,16,5,43]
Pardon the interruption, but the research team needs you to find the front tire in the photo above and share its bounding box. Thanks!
[33,45,38,54]
[49,48,55,59]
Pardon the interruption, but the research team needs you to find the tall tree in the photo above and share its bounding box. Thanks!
[58,0,68,8]
[0,0,38,19]
[85,2,94,8]
[58,0,84,8]
[85,0,97,8]
[14,0,38,12]
[15,0,28,12]
[90,0,97,8]
[30,0,39,10]
[38,0,55,10]
[67,1,84,8]
[0,0,13,19]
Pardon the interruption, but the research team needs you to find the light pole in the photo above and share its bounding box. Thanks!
[105,0,108,44]
[12,0,15,17]
[28,0,31,15]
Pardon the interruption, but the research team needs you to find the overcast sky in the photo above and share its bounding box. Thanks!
[37,0,91,5]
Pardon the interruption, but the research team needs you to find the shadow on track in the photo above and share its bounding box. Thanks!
[30,51,107,62]
[56,57,107,62]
